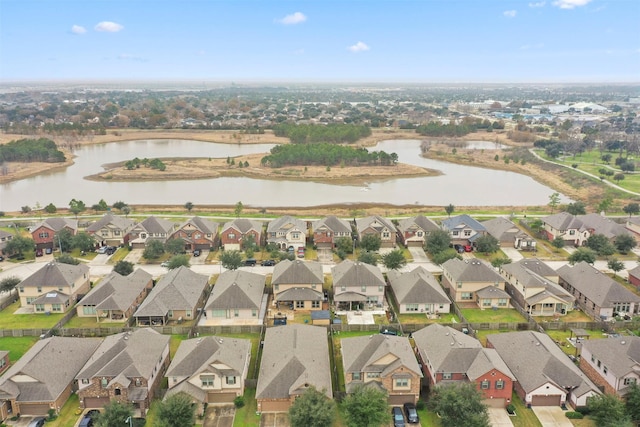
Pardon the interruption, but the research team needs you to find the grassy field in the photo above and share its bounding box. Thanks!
[534,309,592,323]
[544,329,607,356]
[509,392,543,427]
[0,336,40,362]
[397,312,461,324]
[461,308,528,324]
[0,300,66,329]
[64,315,127,328]
[233,387,260,427]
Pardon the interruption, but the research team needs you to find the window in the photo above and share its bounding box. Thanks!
[591,355,595,363]
[481,380,490,389]
[114,388,121,396]
[291,232,300,239]
[194,233,201,239]
[226,376,236,385]
[464,230,471,237]
[496,380,504,390]
[341,285,346,292]
[395,378,409,388]
[252,309,257,317]
[101,231,109,237]
[382,231,390,238]
[498,299,508,307]
[295,301,304,308]
[442,373,452,380]
[569,230,575,235]
[19,287,24,293]
[461,292,473,301]
[624,378,637,386]
[168,310,173,318]
[366,372,380,379]
[452,231,459,236]
[58,286,63,292]
[0,359,5,369]
[186,310,192,318]
[201,375,214,387]
[81,378,89,384]
[543,303,554,308]
[603,366,608,375]
[406,304,419,312]
[361,285,366,292]
[101,378,108,388]
[114,230,120,236]
[135,378,141,386]
[312,301,320,308]
[417,231,423,237]
[39,232,49,238]
[234,309,239,317]
[457,282,462,289]
[482,299,491,307]
[35,304,45,312]
[597,360,601,368]
[228,233,236,240]
[26,297,35,305]
[353,372,361,380]
[274,284,279,291]
[83,306,96,315]
[51,304,62,312]
[37,286,42,293]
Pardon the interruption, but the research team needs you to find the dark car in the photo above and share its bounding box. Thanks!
[244,258,257,266]
[403,402,419,424]
[261,259,276,266]
[27,417,46,427]
[105,246,117,255]
[193,249,201,257]
[35,248,43,257]
[0,255,4,262]
[392,407,405,427]
[45,247,53,254]
[79,409,100,427]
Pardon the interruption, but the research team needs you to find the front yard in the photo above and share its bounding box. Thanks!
[461,308,528,324]
[0,300,66,329]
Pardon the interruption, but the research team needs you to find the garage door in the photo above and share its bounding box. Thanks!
[83,397,111,408]
[224,244,240,251]
[207,392,237,404]
[19,403,51,415]
[407,241,423,247]
[483,398,506,408]
[531,395,562,406]
[388,394,413,406]
[259,399,291,412]
[194,243,210,250]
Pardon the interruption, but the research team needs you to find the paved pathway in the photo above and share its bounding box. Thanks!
[487,407,514,427]
[500,247,524,262]
[531,406,573,427]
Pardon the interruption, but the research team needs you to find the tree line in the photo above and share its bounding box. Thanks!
[261,143,398,168]
[273,123,371,144]
[416,117,501,137]
[0,138,66,163]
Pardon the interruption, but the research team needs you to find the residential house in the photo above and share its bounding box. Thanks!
[341,334,422,405]
[18,262,90,313]
[128,216,175,249]
[86,213,135,247]
[266,216,307,251]
[272,260,324,311]
[220,218,263,251]
[256,324,332,412]
[629,265,640,289]
[170,216,220,252]
[332,260,386,311]
[396,215,440,247]
[0,337,100,420]
[557,261,640,320]
[31,217,78,251]
[441,214,487,247]
[441,258,509,308]
[165,336,251,408]
[487,331,601,408]
[387,267,451,315]
[500,259,574,316]
[542,212,630,247]
[76,269,153,322]
[625,216,640,237]
[202,270,265,325]
[355,215,397,248]
[481,217,536,251]
[76,329,170,414]
[311,215,352,249]
[413,324,515,408]
[580,336,640,396]
[0,230,13,255]
[134,266,209,326]
[0,352,9,376]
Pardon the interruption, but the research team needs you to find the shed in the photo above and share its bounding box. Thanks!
[311,310,331,326]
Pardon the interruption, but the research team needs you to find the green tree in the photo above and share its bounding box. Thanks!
[566,201,587,215]
[614,173,625,183]
[552,236,565,251]
[165,238,186,255]
[615,234,637,254]
[121,205,131,217]
[55,253,80,265]
[342,386,390,427]
[242,234,258,252]
[0,276,21,299]
[288,386,335,427]
[381,249,407,270]
[623,202,640,217]
[95,199,109,211]
[156,392,196,427]
[234,201,244,218]
[548,192,560,213]
[597,197,613,214]
[55,229,74,252]
[167,254,190,270]
[445,203,455,217]
[358,251,378,266]
[335,236,354,254]
[475,235,500,254]
[184,201,194,212]
[113,260,134,276]
[586,234,616,256]
[568,247,597,265]
[428,383,490,427]
[94,401,134,427]
[425,230,451,254]
[68,198,86,218]
[588,392,632,427]
[491,257,512,268]
[359,234,381,252]
[4,235,35,257]
[607,258,625,278]
[625,382,640,424]
[528,218,544,235]
[432,248,461,265]
[220,250,243,270]
[143,239,165,259]
[44,203,57,214]
[112,200,127,211]
[72,232,95,252]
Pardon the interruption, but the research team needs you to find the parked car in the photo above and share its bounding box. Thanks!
[193,249,201,257]
[0,255,4,262]
[392,407,405,427]
[244,258,257,266]
[35,248,43,257]
[27,418,46,427]
[105,246,117,255]
[79,409,100,427]
[45,247,53,254]
[464,244,473,252]
[261,259,276,266]
[160,261,170,268]
[297,247,305,258]
[403,402,419,424]
[96,246,108,254]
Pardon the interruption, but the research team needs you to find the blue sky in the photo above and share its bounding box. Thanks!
[1,0,638,82]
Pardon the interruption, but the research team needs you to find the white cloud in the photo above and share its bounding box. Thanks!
[95,21,124,32]
[71,25,86,35]
[348,41,370,53]
[278,12,307,25]
[503,10,517,17]
[529,1,546,7]
[552,0,592,9]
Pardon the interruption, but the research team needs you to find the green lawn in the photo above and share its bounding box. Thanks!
[397,312,461,324]
[534,309,592,323]
[0,336,40,362]
[544,329,606,356]
[47,393,81,427]
[233,387,260,427]
[64,315,126,328]
[461,308,527,324]
[509,392,543,427]
[0,300,66,329]
[474,330,509,346]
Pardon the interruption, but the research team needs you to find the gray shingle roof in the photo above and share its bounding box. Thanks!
[481,217,526,241]
[272,259,323,286]
[276,288,323,302]
[256,324,332,400]
[441,214,486,232]
[396,216,440,234]
[267,216,307,233]
[581,336,640,380]
[341,334,422,379]
[222,218,262,234]
[34,217,78,233]
[205,270,265,311]
[629,264,640,280]
[79,269,152,311]
[509,258,559,279]
[387,267,450,305]
[579,213,630,239]
[476,286,510,299]
[20,262,89,289]
[355,215,395,234]
[487,331,600,396]
[0,337,100,402]
[76,329,169,382]
[501,261,573,305]
[442,258,504,283]
[558,262,640,308]
[86,213,135,233]
[134,266,208,317]
[312,216,351,234]
[543,212,583,232]
[332,260,385,288]
[175,216,219,235]
[133,216,175,235]
[32,291,69,305]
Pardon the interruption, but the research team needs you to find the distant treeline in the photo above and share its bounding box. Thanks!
[124,157,166,171]
[273,123,372,144]
[416,118,503,137]
[261,143,398,167]
[0,138,66,163]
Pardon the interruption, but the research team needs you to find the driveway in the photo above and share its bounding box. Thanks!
[317,247,333,263]
[487,407,514,427]
[408,246,429,263]
[500,247,524,262]
[260,413,290,427]
[204,405,235,427]
[531,406,573,427]
[123,249,144,264]
[190,250,208,265]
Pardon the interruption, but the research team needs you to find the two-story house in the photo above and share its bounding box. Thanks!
[413,324,515,408]
[202,269,265,325]
[86,213,135,247]
[396,215,439,247]
[272,259,324,311]
[165,336,251,408]
[170,216,220,252]
[387,267,451,315]
[311,216,352,249]
[128,216,175,249]
[481,217,536,251]
[543,212,630,247]
[332,260,386,311]
[266,215,307,251]
[355,215,397,248]
[31,218,78,251]
[18,262,90,313]
[441,214,487,247]
[0,230,14,256]
[220,218,263,251]
[441,258,509,308]
[76,329,170,414]
[341,334,422,405]
[580,336,640,396]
